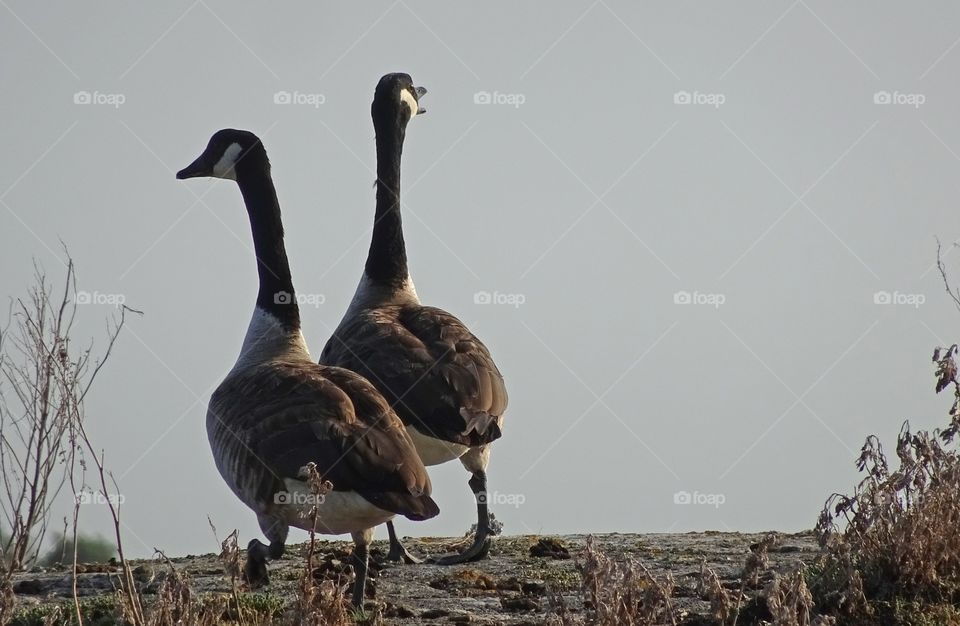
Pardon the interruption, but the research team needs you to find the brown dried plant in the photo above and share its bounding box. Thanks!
[0,254,136,625]
[212,520,245,625]
[699,534,781,626]
[550,536,678,626]
[764,566,817,626]
[145,550,224,626]
[288,462,355,626]
[808,331,960,624]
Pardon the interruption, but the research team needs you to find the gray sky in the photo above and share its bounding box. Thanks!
[2,1,960,558]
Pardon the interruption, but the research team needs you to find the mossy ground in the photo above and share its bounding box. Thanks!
[9,532,819,625]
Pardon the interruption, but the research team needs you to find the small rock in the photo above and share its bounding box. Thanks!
[422,608,450,618]
[502,595,539,611]
[521,580,547,596]
[529,537,570,560]
[132,564,154,583]
[382,602,416,618]
[13,578,47,594]
[774,544,803,553]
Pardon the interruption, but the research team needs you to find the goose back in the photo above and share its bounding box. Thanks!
[208,355,437,524]
[320,303,508,451]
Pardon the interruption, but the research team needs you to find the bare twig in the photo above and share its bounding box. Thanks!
[936,238,960,314]
[0,252,134,624]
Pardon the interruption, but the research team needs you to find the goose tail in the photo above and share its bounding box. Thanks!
[360,491,440,522]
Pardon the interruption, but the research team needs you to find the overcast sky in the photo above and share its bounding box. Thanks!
[3,2,960,558]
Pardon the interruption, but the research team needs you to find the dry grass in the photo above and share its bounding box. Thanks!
[805,342,960,624]
[763,567,822,626]
[285,462,360,626]
[699,560,738,624]
[698,533,825,626]
[813,422,960,614]
[548,536,678,626]
[144,552,225,626]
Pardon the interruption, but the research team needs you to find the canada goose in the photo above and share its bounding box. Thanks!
[319,74,508,565]
[176,129,438,606]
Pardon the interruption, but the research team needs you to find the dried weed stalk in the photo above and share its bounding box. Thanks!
[146,550,223,626]
[699,534,778,626]
[550,536,677,626]
[210,519,245,625]
[810,331,960,623]
[288,462,354,626]
[764,566,818,626]
[0,255,135,625]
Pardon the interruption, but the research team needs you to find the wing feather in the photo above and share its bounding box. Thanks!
[209,360,437,521]
[320,305,508,447]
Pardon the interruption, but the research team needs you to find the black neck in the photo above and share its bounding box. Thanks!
[365,114,409,287]
[236,164,300,330]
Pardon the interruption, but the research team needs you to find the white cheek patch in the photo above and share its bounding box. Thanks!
[212,142,242,180]
[399,89,419,119]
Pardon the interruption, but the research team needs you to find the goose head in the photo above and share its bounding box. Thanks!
[372,73,426,127]
[176,129,268,181]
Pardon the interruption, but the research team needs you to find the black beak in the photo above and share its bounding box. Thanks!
[176,154,210,180]
[415,86,427,115]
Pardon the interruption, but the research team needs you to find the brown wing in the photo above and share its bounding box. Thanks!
[208,359,437,521]
[320,305,508,447]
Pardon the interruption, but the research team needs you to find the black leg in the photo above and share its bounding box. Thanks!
[268,539,284,560]
[431,470,494,565]
[384,521,423,564]
[244,516,288,588]
[243,539,271,587]
[351,542,369,608]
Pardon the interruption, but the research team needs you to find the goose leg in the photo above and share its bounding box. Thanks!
[351,528,374,609]
[243,516,288,587]
[244,539,270,586]
[432,446,496,565]
[384,521,423,564]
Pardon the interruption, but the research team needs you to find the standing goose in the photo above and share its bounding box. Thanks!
[176,129,438,606]
[319,74,508,565]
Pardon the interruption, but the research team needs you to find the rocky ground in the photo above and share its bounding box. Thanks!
[8,531,820,625]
